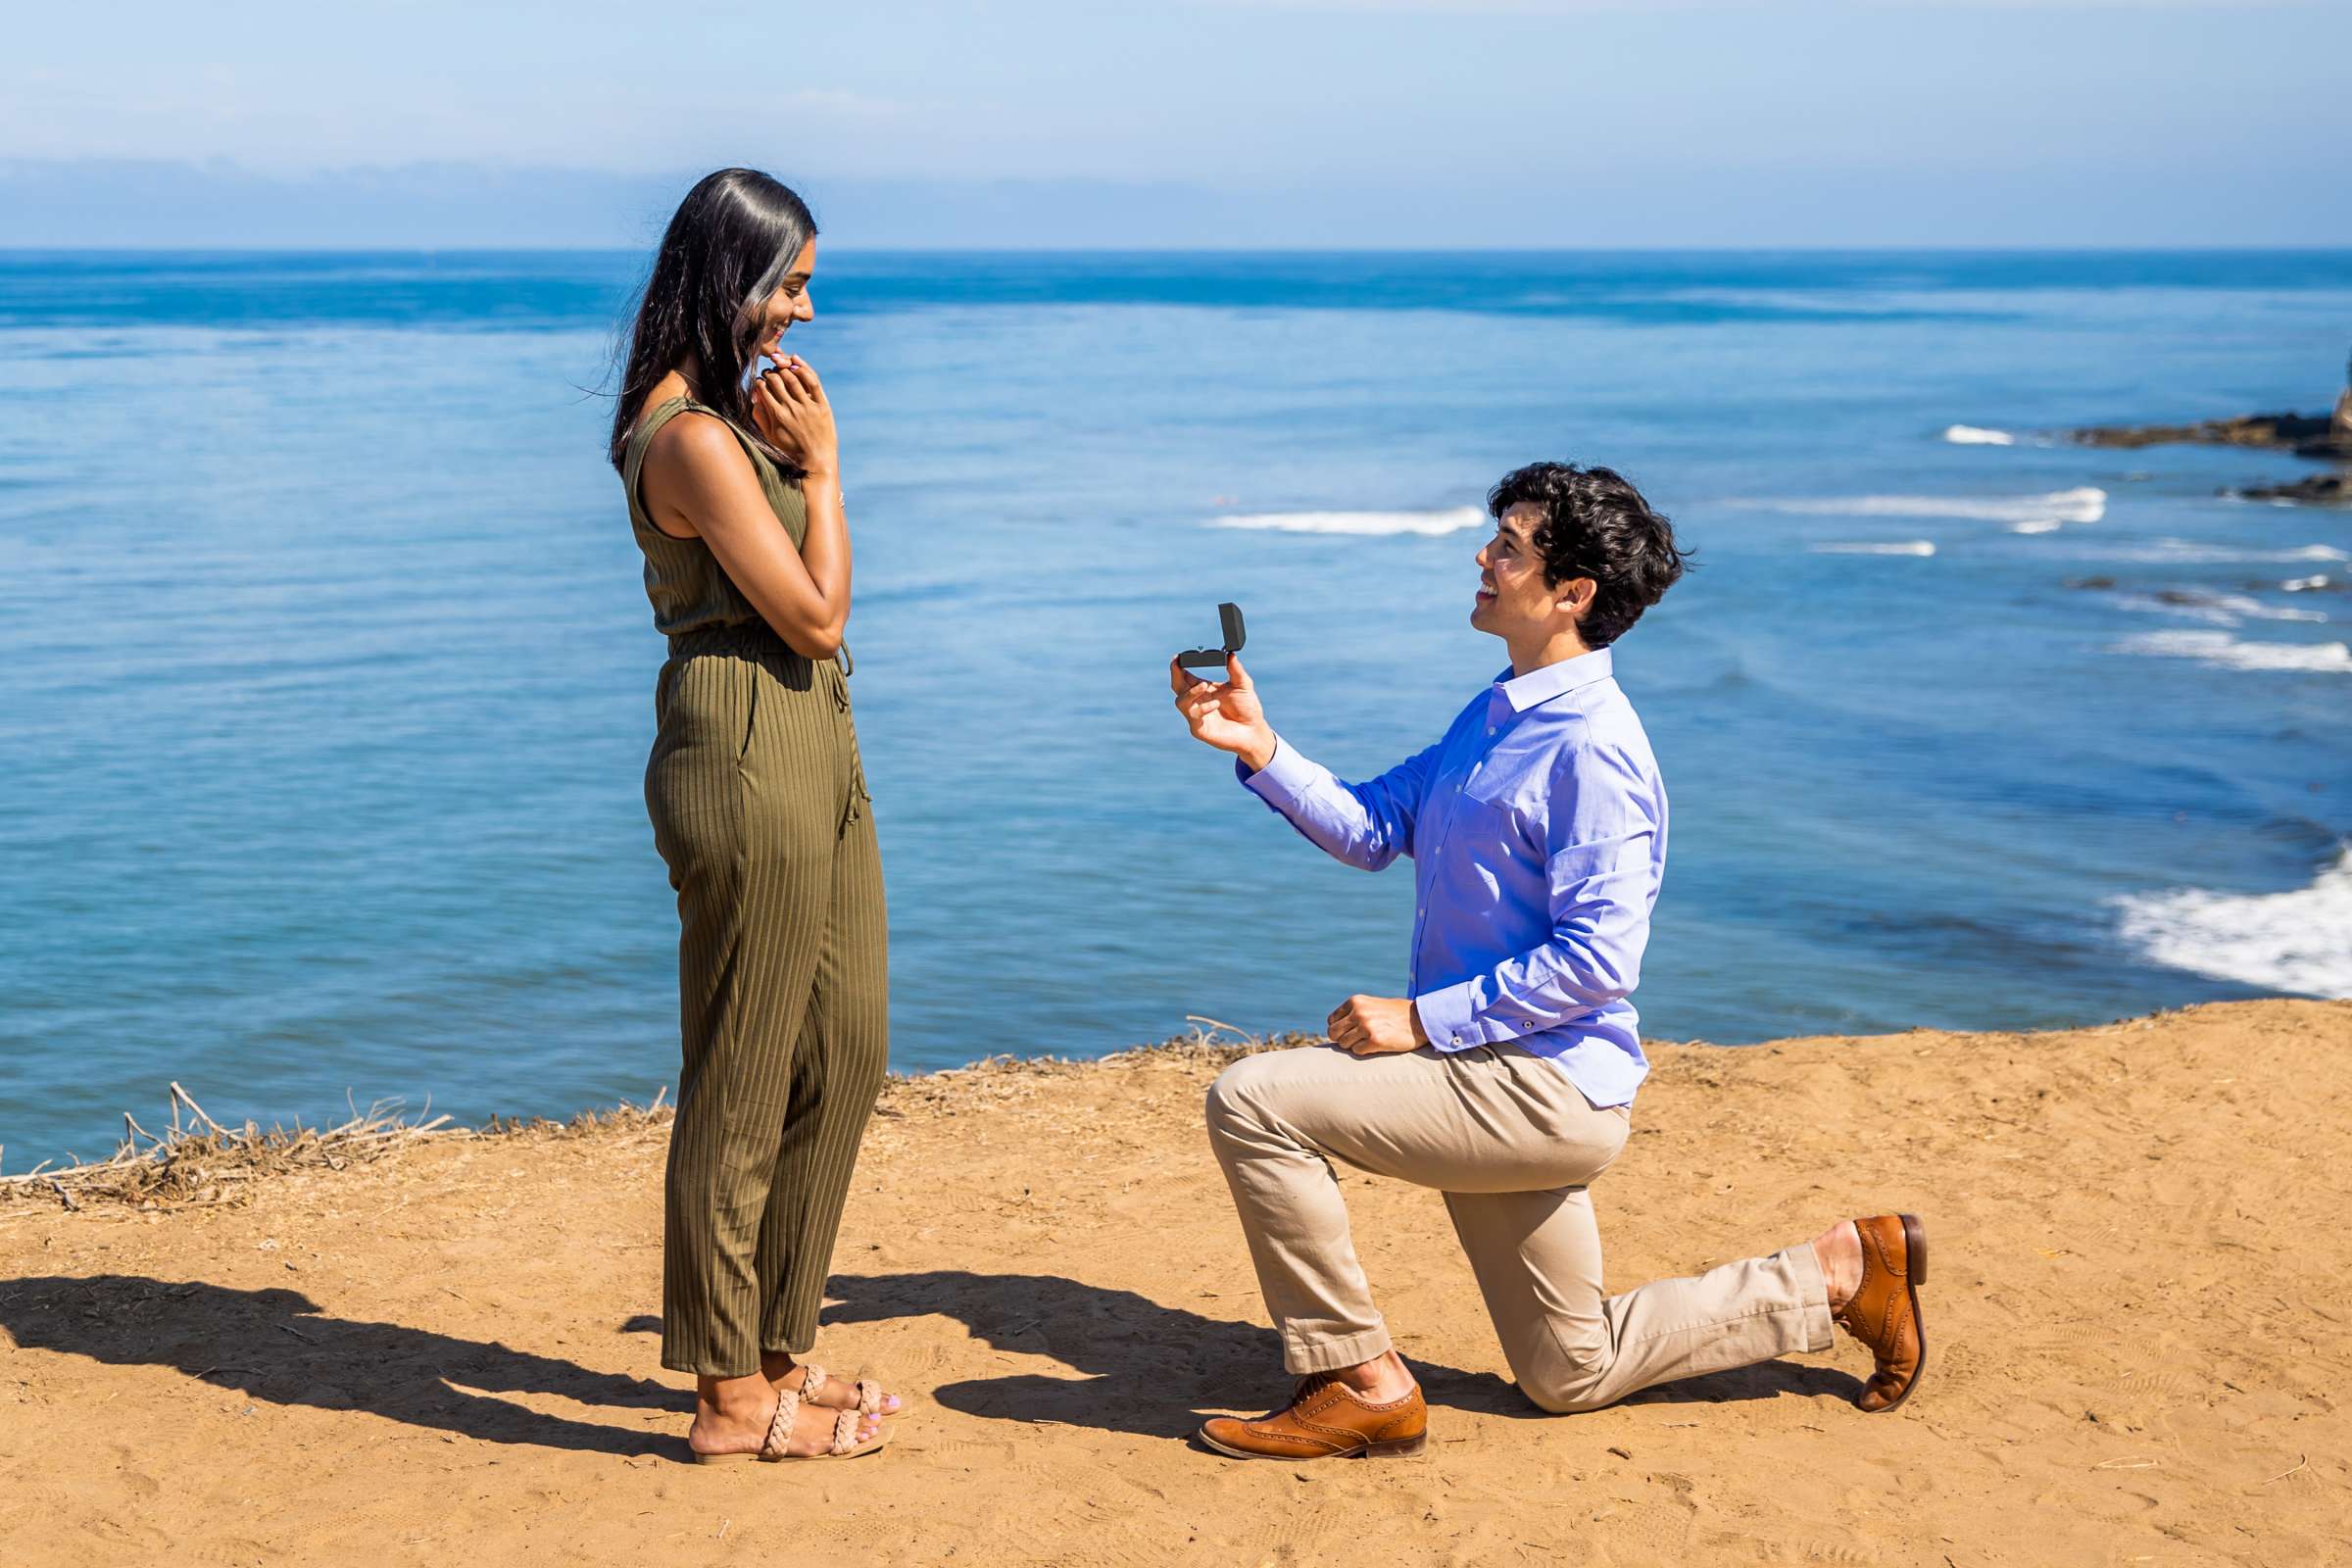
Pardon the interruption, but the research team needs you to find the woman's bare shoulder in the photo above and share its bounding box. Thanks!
[643,405,752,474]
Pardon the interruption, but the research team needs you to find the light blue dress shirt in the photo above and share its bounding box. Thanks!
[1238,646,1667,1108]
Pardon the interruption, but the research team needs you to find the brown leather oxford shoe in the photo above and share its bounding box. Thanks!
[1836,1212,1928,1412]
[1198,1375,1428,1460]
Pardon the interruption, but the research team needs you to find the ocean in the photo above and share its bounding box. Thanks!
[3,249,2348,1166]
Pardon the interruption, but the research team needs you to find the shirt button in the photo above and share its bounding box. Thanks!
[1486,725,1495,736]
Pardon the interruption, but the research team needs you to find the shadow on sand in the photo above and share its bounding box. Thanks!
[0,1274,683,1458]
[5,1268,1859,1456]
[808,1270,1862,1437]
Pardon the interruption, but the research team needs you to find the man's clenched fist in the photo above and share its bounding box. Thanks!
[1326,994,1428,1056]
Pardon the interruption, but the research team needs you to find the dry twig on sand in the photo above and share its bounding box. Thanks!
[1,1022,1313,1215]
[0,1086,674,1212]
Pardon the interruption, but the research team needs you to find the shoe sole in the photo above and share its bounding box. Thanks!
[692,1442,887,1462]
[1196,1427,1426,1461]
[1863,1212,1929,1415]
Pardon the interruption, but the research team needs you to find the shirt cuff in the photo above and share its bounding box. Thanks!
[1413,984,1484,1054]
[1235,736,1320,809]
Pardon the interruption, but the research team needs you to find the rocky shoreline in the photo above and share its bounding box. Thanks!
[2066,368,2352,506]
[2234,469,2347,505]
[2072,409,2342,459]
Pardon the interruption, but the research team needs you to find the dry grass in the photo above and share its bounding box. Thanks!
[0,1017,1314,1214]
[0,1081,674,1213]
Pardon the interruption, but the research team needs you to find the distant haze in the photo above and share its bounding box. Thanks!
[5,0,2348,248]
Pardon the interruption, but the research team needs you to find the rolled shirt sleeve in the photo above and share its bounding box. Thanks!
[1237,736,1441,873]
[1411,743,1664,1052]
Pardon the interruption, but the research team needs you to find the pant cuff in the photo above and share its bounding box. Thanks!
[1283,1323,1393,1375]
[1781,1242,1838,1353]
[662,1352,761,1379]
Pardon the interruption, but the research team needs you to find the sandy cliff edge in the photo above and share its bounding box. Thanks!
[3,1000,2348,1567]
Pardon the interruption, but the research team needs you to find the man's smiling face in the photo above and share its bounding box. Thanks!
[1472,501,1584,644]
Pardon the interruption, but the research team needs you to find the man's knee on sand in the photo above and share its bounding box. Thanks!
[1203,1056,1266,1144]
[1511,1333,1619,1414]
[1203,1047,1320,1144]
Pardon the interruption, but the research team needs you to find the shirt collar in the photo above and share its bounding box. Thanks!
[1493,646,1614,714]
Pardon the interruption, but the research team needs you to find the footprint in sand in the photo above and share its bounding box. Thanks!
[1261,1505,1348,1562]
[105,1444,164,1499]
[2119,1367,2199,1401]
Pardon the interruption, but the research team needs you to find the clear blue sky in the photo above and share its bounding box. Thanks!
[5,0,2347,247]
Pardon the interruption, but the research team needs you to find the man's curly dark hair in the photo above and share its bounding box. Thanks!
[1487,462,1690,648]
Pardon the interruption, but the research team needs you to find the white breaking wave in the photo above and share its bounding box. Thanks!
[1943,424,2016,445]
[2281,574,2333,592]
[1208,506,1484,537]
[2110,595,2239,627]
[1811,540,1937,557]
[1762,487,2106,525]
[2100,540,2351,566]
[2114,849,2352,1001]
[2010,519,2064,535]
[2110,630,2352,672]
[2110,593,2328,627]
[2214,594,2328,624]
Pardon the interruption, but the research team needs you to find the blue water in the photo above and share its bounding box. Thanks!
[3,249,2349,1166]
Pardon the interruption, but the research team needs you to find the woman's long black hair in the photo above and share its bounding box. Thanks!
[608,169,817,472]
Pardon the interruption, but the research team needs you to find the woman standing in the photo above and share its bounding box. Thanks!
[610,169,896,1463]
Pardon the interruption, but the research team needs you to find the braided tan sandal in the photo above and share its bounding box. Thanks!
[693,1380,889,1464]
[785,1360,893,1419]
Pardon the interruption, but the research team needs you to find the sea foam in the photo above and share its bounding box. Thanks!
[2110,630,2352,673]
[1208,506,1485,537]
[1810,541,1937,557]
[1763,487,2106,526]
[2211,594,2328,624]
[2114,848,2352,1001]
[2101,540,2351,566]
[2109,593,2328,628]
[1942,424,2016,445]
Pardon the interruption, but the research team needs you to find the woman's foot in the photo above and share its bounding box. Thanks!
[689,1373,886,1459]
[761,1351,903,1416]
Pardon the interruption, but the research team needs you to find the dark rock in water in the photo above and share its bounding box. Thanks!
[2062,576,2118,591]
[2233,472,2348,505]
[2071,366,2352,503]
[2073,411,2335,452]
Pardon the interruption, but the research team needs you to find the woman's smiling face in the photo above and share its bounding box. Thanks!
[752,238,818,364]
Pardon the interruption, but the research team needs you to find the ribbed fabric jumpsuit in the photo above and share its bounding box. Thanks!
[621,395,887,1378]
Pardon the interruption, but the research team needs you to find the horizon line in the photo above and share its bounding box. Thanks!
[8,242,2352,257]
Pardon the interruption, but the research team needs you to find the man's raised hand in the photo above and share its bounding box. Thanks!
[1169,653,1277,771]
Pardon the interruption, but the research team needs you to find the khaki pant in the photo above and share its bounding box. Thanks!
[1204,1043,1834,1412]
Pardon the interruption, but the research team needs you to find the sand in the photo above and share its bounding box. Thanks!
[3,999,2348,1567]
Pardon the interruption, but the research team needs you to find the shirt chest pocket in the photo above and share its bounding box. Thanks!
[1440,774,1542,868]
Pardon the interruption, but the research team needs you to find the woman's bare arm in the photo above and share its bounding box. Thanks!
[638,361,850,660]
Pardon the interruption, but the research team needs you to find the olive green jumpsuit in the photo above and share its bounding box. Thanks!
[622,396,886,1378]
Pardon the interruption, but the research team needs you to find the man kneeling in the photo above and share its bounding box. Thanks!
[1168,462,1926,1460]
